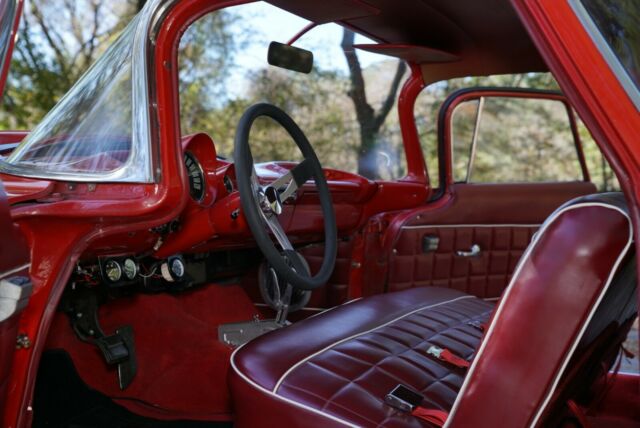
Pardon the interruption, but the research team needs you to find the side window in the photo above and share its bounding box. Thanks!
[178,1,409,181]
[578,117,621,191]
[450,96,584,183]
[579,0,639,94]
[416,73,561,190]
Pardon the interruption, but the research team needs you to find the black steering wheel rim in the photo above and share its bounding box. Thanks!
[234,103,337,291]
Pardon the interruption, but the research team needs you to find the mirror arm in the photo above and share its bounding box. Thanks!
[287,22,317,46]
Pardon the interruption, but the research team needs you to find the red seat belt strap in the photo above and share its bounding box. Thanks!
[412,407,448,426]
[427,345,471,369]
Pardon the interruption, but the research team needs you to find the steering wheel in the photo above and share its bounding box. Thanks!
[234,103,337,291]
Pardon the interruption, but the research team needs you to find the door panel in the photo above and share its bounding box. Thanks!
[0,180,30,408]
[386,182,596,298]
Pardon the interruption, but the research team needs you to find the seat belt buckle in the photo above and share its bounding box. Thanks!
[427,345,471,369]
[427,345,444,359]
[384,384,423,412]
[385,384,449,427]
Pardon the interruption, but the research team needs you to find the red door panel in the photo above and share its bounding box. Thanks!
[0,180,31,410]
[386,181,596,298]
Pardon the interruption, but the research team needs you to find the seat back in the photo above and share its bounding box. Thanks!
[446,193,635,428]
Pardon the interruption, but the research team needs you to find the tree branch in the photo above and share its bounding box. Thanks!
[341,28,373,125]
[82,0,103,70]
[373,60,406,131]
[30,2,71,77]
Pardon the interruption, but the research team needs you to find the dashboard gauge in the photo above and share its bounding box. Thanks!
[184,151,205,201]
[170,257,185,278]
[223,174,234,194]
[160,256,186,282]
[122,258,138,281]
[104,259,122,283]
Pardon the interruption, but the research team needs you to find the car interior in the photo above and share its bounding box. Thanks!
[0,0,636,427]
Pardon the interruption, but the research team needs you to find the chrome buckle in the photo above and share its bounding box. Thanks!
[427,345,444,359]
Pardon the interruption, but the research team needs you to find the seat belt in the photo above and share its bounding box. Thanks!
[412,407,448,426]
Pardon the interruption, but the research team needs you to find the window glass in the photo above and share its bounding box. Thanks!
[179,2,408,180]
[452,96,583,183]
[581,0,640,91]
[450,99,479,181]
[0,0,17,73]
[4,17,137,175]
[578,117,620,191]
[416,73,559,190]
[414,87,441,189]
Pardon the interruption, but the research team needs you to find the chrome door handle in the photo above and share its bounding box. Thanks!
[456,244,481,257]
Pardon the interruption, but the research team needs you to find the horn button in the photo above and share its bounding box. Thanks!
[261,186,283,215]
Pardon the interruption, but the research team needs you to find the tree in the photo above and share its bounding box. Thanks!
[341,29,407,178]
[0,0,142,130]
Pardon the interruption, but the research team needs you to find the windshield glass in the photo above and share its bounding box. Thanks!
[0,0,17,76]
[0,7,155,183]
[5,19,135,176]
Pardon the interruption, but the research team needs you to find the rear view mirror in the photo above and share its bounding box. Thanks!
[268,42,313,74]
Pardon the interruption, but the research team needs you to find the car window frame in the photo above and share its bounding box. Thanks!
[436,87,590,192]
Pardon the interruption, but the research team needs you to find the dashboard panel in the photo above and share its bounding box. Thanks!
[81,132,427,259]
[151,132,428,258]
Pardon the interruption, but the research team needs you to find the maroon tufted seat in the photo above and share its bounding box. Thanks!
[230,193,635,428]
[231,287,493,427]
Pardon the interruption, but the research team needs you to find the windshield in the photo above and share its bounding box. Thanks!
[0,1,158,183]
[0,0,18,79]
[7,21,135,174]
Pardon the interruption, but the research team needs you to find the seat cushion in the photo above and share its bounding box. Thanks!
[230,287,493,427]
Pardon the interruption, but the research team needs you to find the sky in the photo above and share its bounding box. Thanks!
[232,2,387,75]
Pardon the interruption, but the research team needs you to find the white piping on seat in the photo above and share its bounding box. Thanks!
[0,263,30,280]
[230,344,359,428]
[401,223,540,230]
[444,202,633,428]
[273,295,475,392]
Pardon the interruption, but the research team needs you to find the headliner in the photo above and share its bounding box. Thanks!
[266,0,548,83]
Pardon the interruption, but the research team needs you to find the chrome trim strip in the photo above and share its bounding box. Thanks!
[466,96,484,182]
[568,0,640,111]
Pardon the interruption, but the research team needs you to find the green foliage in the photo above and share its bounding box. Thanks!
[0,0,139,130]
[0,2,619,191]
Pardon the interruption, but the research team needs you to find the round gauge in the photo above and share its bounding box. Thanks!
[122,258,138,281]
[184,151,205,201]
[223,174,234,194]
[170,257,185,278]
[104,259,122,283]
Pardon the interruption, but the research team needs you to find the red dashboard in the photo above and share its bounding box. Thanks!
[1,132,429,259]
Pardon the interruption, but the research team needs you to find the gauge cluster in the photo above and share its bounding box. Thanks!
[100,257,142,286]
[71,249,261,297]
[77,254,190,291]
